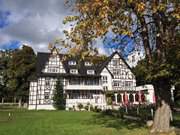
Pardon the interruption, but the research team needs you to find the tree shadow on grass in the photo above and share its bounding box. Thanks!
[172,119,180,128]
[172,112,180,129]
[84,112,146,130]
[0,116,14,123]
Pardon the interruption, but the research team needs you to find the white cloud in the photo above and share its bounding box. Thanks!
[0,0,72,52]
[93,38,107,55]
[0,0,108,55]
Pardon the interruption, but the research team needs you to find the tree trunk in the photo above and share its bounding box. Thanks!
[152,100,172,133]
[151,79,172,133]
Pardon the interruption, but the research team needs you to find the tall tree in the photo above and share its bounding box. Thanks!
[0,50,13,102]
[7,45,36,106]
[53,77,66,110]
[63,0,179,132]
[133,46,180,104]
[132,59,149,86]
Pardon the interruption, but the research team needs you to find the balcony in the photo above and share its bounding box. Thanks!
[112,86,136,91]
[64,85,103,90]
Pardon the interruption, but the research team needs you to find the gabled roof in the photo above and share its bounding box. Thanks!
[36,52,50,75]
[36,52,101,77]
[36,51,134,78]
[63,56,99,75]
[36,52,64,76]
[97,51,134,75]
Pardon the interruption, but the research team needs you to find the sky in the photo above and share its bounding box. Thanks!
[0,0,78,52]
[0,0,134,56]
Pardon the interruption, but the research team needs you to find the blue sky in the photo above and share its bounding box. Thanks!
[103,33,135,57]
[0,40,21,50]
[0,9,21,50]
[0,10,10,28]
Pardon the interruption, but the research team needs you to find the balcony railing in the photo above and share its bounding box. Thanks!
[64,84,103,90]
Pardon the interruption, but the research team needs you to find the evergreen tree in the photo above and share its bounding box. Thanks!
[53,77,66,110]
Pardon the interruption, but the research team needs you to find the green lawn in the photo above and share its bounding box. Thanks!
[0,110,148,135]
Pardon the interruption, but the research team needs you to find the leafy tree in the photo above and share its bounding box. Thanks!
[63,0,179,132]
[0,50,13,102]
[7,45,36,106]
[133,45,180,106]
[132,59,149,86]
[53,77,66,110]
[174,84,180,106]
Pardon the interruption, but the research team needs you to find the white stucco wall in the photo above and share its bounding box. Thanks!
[28,104,55,110]
[100,68,112,91]
[136,84,155,104]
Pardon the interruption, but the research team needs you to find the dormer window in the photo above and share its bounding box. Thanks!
[70,69,78,74]
[85,61,92,66]
[68,61,76,65]
[87,70,94,75]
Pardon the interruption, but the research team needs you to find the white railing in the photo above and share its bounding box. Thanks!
[64,85,103,90]
[66,99,106,108]
[66,99,95,104]
[112,86,136,91]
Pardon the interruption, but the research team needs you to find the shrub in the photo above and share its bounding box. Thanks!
[77,103,83,110]
[73,105,75,111]
[102,109,112,115]
[90,105,94,111]
[92,106,102,112]
[68,107,73,111]
[84,105,89,111]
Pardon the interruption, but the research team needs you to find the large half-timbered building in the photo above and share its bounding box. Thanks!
[29,47,155,110]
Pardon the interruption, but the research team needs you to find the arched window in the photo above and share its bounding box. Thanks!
[141,93,146,102]
[117,94,122,103]
[135,93,139,102]
[111,95,115,102]
[129,93,134,103]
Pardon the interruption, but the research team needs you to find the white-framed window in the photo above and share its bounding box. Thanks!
[102,76,107,84]
[85,61,92,66]
[49,56,58,65]
[87,70,95,75]
[68,61,76,65]
[45,78,50,86]
[112,59,118,66]
[44,92,50,99]
[125,81,133,87]
[70,69,78,74]
[113,69,120,76]
[47,67,58,73]
[113,81,122,87]
[103,86,108,91]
